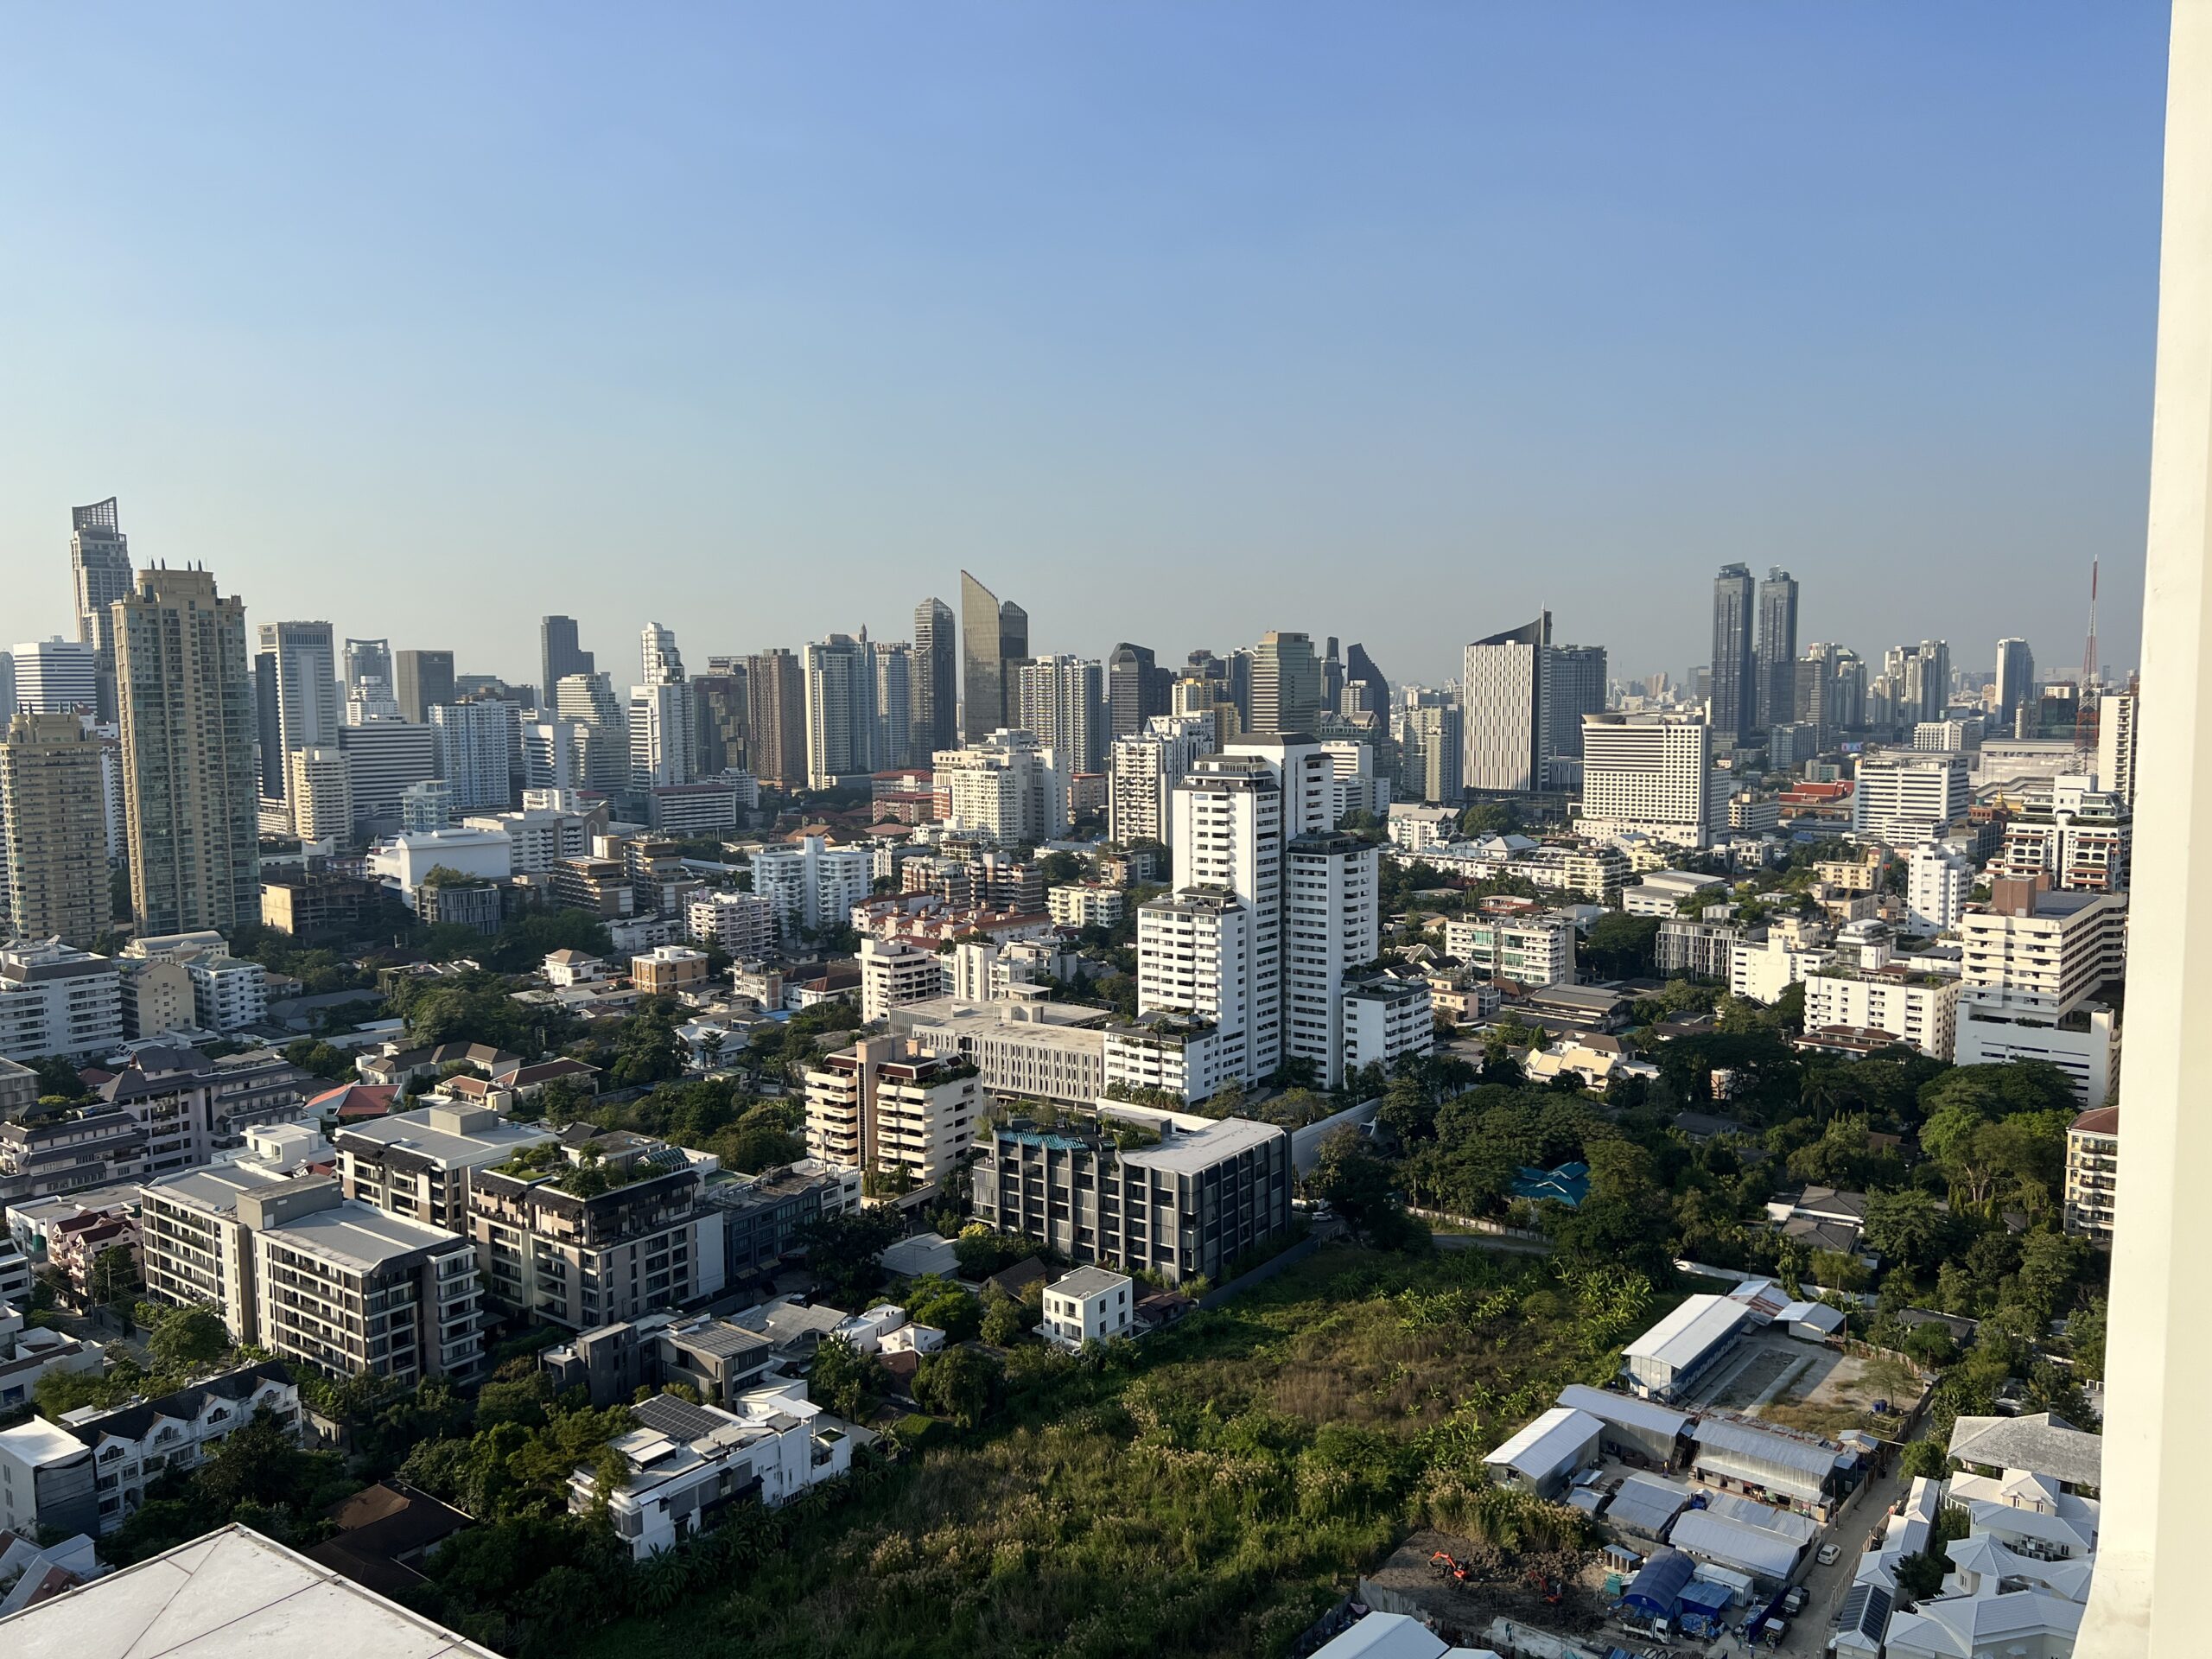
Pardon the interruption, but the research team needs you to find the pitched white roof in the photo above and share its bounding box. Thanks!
[0,1524,498,1656]
[1484,1407,1605,1477]
[1625,1294,1752,1370]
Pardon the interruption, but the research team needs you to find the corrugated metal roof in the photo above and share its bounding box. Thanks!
[1555,1383,1691,1439]
[1605,1473,1693,1535]
[1692,1416,1846,1479]
[1667,1510,1803,1580]
[1625,1294,1752,1371]
[1484,1407,1605,1477]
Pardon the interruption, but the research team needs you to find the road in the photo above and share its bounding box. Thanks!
[1773,1452,1909,1656]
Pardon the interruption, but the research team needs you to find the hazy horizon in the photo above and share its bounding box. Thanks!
[2,4,2167,690]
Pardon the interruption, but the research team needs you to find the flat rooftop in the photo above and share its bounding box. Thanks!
[0,1522,499,1657]
[1119,1116,1282,1174]
[261,1201,468,1270]
[334,1107,556,1166]
[143,1161,293,1217]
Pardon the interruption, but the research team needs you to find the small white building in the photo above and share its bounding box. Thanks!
[1341,976,1433,1074]
[543,949,608,987]
[1622,1294,1753,1402]
[1483,1405,1605,1499]
[1047,883,1125,929]
[1040,1266,1135,1349]
[573,1383,855,1560]
[187,956,269,1033]
[687,889,778,957]
[1622,869,1729,918]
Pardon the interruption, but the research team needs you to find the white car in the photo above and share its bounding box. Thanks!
[1817,1542,1842,1567]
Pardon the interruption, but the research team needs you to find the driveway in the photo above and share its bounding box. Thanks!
[1770,1451,1910,1656]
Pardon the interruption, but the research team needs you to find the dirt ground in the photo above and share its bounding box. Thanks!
[1365,1527,1607,1643]
[1698,1332,1927,1439]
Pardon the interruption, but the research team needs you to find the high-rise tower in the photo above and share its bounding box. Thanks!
[69,498,133,722]
[116,567,259,933]
[1756,566,1800,730]
[912,598,957,756]
[1710,563,1758,747]
[958,571,1027,743]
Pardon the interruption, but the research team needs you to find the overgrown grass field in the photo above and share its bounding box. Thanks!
[564,1243,1669,1659]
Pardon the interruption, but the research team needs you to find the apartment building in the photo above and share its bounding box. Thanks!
[1656,917,1744,979]
[632,945,709,996]
[969,1115,1293,1287]
[1100,1012,1237,1103]
[1952,878,2127,1109]
[466,1131,715,1329]
[1851,750,1969,844]
[140,1165,481,1382]
[902,999,1111,1108]
[1575,713,1719,849]
[1040,1266,1135,1350]
[1283,831,1380,1088]
[0,940,124,1061]
[1106,714,1211,846]
[686,889,777,957]
[335,1103,558,1232]
[1905,842,1974,935]
[933,728,1070,844]
[461,807,592,874]
[803,1036,979,1188]
[1048,883,1125,928]
[0,711,110,948]
[858,936,947,1023]
[751,834,871,938]
[1988,773,2133,894]
[1341,975,1435,1074]
[2063,1106,2120,1246]
[1730,927,1833,1006]
[1800,941,1961,1060]
[187,954,269,1032]
[1444,911,1578,987]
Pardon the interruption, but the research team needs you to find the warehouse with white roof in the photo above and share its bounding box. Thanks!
[1482,1406,1605,1499]
[1688,1416,1853,1515]
[1620,1294,1754,1402]
[1554,1383,1692,1466]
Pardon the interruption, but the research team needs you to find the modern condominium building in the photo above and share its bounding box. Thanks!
[68,497,134,721]
[933,728,1069,843]
[0,712,110,947]
[1106,713,1210,848]
[1463,614,1552,793]
[252,620,341,805]
[336,1102,559,1232]
[430,700,513,810]
[115,567,260,934]
[751,834,870,938]
[803,1035,979,1187]
[1444,912,1579,986]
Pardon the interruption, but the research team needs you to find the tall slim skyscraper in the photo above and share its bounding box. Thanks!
[803,636,874,788]
[1995,638,2037,734]
[693,671,747,776]
[912,598,957,756]
[1756,566,1800,730]
[1321,637,1346,717]
[640,622,684,687]
[0,712,111,947]
[1546,644,1608,766]
[1015,655,1105,774]
[70,498,133,723]
[431,701,514,810]
[959,571,1027,742]
[1462,613,1551,793]
[1109,643,1170,739]
[1710,563,1758,747]
[1249,632,1322,735]
[115,567,259,934]
[254,621,342,802]
[394,650,455,725]
[540,616,594,711]
[870,640,914,772]
[744,650,806,789]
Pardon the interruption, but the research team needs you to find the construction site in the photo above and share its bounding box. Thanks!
[1357,1527,1610,1647]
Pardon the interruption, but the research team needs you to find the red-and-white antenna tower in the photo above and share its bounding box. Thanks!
[2076,557,2101,750]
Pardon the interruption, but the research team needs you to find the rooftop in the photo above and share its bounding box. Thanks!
[1625,1293,1753,1369]
[0,1523,499,1657]
[1948,1411,2104,1489]
[1484,1406,1604,1474]
[1119,1116,1283,1174]
[1049,1266,1132,1301]
[334,1106,556,1166]
[260,1202,470,1271]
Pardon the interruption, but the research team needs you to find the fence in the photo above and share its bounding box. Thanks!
[1409,1207,1547,1243]
[1196,1235,1322,1310]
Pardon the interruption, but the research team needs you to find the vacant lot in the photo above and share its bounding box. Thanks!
[563,1244,1669,1659]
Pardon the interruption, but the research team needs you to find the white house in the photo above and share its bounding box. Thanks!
[1040,1266,1134,1349]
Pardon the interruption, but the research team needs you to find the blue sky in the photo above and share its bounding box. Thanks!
[0,3,2169,690]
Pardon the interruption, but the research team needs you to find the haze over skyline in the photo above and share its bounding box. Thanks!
[1,3,2167,687]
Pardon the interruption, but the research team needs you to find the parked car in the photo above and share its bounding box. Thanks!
[1781,1586,1808,1616]
[1817,1543,1842,1567]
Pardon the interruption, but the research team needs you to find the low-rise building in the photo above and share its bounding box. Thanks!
[969,1116,1293,1287]
[858,936,948,1024]
[700,1161,860,1280]
[0,941,124,1063]
[900,999,1110,1109]
[571,1385,854,1560]
[1341,976,1433,1074]
[632,944,709,997]
[1729,927,1832,1005]
[1656,916,1743,978]
[1622,869,1729,918]
[47,1362,299,1535]
[686,890,777,957]
[1442,912,1577,986]
[1622,1294,1753,1402]
[1483,1405,1605,1500]
[1039,1266,1134,1350]
[1046,883,1124,928]
[541,1310,779,1410]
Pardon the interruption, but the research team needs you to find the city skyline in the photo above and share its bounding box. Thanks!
[0,4,2164,685]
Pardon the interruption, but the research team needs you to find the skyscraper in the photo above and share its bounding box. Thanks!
[540,616,594,710]
[1756,566,1800,730]
[1575,713,1719,849]
[8,639,98,714]
[870,640,913,772]
[430,701,514,810]
[1014,655,1105,774]
[1710,563,1758,747]
[394,650,455,725]
[692,671,747,776]
[1344,643,1390,719]
[640,622,684,687]
[115,567,259,934]
[802,636,874,787]
[343,638,392,696]
[253,621,342,803]
[912,598,957,757]
[1996,638,2037,734]
[69,498,133,722]
[1546,644,1609,766]
[0,712,111,947]
[743,650,806,788]
[1321,637,1345,717]
[1462,613,1551,793]
[1249,632,1322,735]
[959,570,1028,743]
[1108,643,1170,739]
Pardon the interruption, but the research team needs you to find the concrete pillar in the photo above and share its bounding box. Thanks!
[2080,5,2212,1649]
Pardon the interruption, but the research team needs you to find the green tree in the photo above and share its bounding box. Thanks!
[1861,1190,1950,1275]
[912,1344,1002,1428]
[146,1303,232,1372]
[88,1243,141,1309]
[980,1288,1030,1346]
[1582,912,1661,979]
[1309,1127,1424,1251]
[903,1275,984,1344]
[810,1336,890,1421]
[1899,1438,1952,1481]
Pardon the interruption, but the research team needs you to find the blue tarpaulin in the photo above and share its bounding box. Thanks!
[1619,1549,1695,1619]
[1679,1579,1732,1615]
